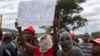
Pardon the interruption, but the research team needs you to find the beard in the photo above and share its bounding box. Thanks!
[26,38,31,42]
[24,35,32,43]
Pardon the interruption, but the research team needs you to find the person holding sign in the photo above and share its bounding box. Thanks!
[15,20,39,56]
[15,18,59,56]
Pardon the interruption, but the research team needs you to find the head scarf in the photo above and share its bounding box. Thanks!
[39,34,53,53]
[60,31,73,51]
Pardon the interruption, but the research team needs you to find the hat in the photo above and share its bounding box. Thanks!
[24,26,35,35]
[90,38,100,44]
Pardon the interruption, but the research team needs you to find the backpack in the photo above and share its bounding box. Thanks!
[3,44,17,56]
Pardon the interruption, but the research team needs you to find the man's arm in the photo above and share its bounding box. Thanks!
[15,21,33,53]
[52,17,59,56]
[45,26,53,34]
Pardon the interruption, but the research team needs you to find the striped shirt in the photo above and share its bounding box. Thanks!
[79,42,93,56]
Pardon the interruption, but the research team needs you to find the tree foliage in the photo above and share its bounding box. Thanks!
[91,31,100,39]
[55,0,87,30]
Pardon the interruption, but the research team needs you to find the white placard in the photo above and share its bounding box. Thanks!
[17,0,56,27]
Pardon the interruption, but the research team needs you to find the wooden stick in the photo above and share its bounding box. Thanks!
[0,15,2,28]
[53,17,59,56]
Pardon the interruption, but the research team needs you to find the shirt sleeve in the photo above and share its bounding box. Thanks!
[75,47,84,56]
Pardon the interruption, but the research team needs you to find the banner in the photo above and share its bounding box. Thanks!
[17,0,56,27]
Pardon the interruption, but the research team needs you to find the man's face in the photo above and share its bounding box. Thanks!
[23,30,33,42]
[83,35,89,42]
[92,43,100,54]
[61,37,71,51]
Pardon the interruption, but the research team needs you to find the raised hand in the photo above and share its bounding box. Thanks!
[15,19,18,26]
[53,17,59,27]
[15,19,22,31]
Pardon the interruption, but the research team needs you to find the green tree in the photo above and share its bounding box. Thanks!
[91,31,100,39]
[55,0,87,30]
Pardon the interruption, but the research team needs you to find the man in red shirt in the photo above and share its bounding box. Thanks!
[17,27,53,56]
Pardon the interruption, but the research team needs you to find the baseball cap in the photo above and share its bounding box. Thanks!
[90,38,100,44]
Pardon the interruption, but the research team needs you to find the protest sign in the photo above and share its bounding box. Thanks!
[17,0,56,27]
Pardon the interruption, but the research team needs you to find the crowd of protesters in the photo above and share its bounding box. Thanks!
[0,17,100,56]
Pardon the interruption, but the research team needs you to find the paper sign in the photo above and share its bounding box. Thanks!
[17,0,56,27]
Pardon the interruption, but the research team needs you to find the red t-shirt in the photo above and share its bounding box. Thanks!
[33,46,53,56]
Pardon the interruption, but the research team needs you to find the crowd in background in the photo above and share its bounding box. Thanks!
[0,18,100,56]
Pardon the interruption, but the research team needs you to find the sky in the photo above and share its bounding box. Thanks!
[0,0,100,34]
